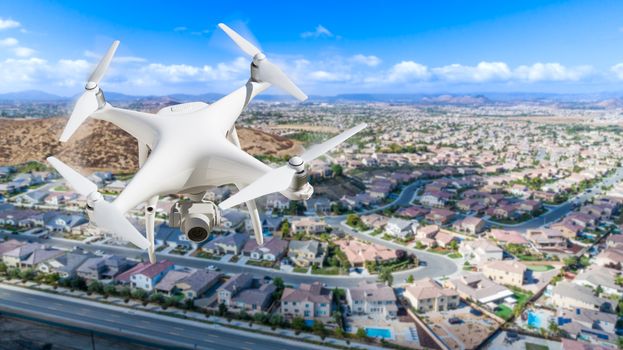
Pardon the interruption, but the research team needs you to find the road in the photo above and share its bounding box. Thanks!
[484,166,623,232]
[0,231,457,287]
[0,284,331,350]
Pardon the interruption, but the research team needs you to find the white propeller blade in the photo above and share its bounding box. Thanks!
[301,123,367,162]
[46,156,149,250]
[59,40,119,142]
[93,201,150,250]
[218,23,308,102]
[219,123,367,209]
[258,60,308,102]
[88,40,119,86]
[218,23,260,57]
[60,90,98,142]
[219,166,294,210]
[47,156,97,196]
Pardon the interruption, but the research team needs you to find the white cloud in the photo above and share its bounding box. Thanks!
[611,63,623,80]
[0,18,20,30]
[514,62,592,82]
[433,61,512,82]
[173,26,187,32]
[13,46,35,57]
[0,37,18,46]
[137,57,248,84]
[308,70,351,82]
[386,61,430,82]
[301,25,334,39]
[351,54,381,67]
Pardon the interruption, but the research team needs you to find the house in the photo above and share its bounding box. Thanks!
[335,239,397,267]
[551,219,583,239]
[217,273,275,314]
[573,266,623,297]
[415,224,440,247]
[265,193,290,211]
[154,270,191,295]
[203,233,249,255]
[346,282,398,319]
[155,223,196,250]
[175,270,222,299]
[557,308,619,346]
[385,218,417,239]
[360,214,389,230]
[2,242,42,267]
[291,217,327,234]
[420,191,453,208]
[242,237,288,261]
[459,238,503,265]
[526,229,567,250]
[551,281,612,312]
[0,239,26,256]
[434,231,457,248]
[288,240,327,267]
[305,197,332,214]
[488,229,530,246]
[19,247,64,269]
[452,216,485,235]
[481,260,531,287]
[445,272,514,304]
[397,206,430,219]
[115,260,174,291]
[594,248,623,269]
[425,208,455,225]
[404,278,460,313]
[281,281,333,319]
[76,255,134,281]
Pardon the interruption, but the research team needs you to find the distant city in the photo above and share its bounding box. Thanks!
[1,93,623,349]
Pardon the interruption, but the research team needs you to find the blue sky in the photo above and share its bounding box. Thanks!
[1,0,623,96]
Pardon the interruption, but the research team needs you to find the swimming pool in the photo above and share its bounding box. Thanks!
[527,310,551,329]
[366,327,393,339]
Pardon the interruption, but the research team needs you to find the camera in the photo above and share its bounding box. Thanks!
[169,200,220,243]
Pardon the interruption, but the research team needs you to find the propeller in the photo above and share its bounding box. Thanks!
[46,157,149,250]
[219,123,367,209]
[218,23,307,101]
[59,41,119,142]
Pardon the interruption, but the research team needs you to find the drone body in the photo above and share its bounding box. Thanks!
[48,24,366,263]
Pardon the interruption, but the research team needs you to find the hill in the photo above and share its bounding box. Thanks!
[0,117,302,172]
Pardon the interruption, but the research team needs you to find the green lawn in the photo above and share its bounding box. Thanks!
[293,266,309,274]
[245,259,275,268]
[525,343,549,350]
[311,266,344,275]
[447,252,462,259]
[527,265,554,272]
[495,304,513,320]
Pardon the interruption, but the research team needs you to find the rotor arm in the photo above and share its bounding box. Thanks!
[92,105,161,149]
[210,81,270,133]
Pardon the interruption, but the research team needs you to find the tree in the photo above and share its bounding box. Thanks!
[0,262,7,276]
[273,276,284,291]
[346,214,361,228]
[312,320,328,339]
[87,280,104,294]
[218,302,228,317]
[449,239,458,251]
[595,285,604,297]
[548,320,560,335]
[238,310,250,321]
[269,314,284,327]
[119,286,132,298]
[149,292,165,304]
[406,275,415,284]
[280,220,291,237]
[355,327,368,341]
[103,284,117,296]
[131,288,147,301]
[378,267,393,286]
[331,164,343,177]
[19,268,35,281]
[332,311,343,330]
[292,317,307,332]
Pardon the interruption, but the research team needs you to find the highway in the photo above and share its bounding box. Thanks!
[0,284,334,350]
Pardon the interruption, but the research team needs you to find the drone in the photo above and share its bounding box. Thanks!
[48,23,366,263]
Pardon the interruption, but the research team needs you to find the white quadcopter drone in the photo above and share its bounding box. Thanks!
[48,23,366,263]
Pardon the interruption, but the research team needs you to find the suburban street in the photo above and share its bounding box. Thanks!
[484,166,623,232]
[0,284,335,350]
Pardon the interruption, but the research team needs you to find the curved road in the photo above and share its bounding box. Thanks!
[484,166,623,232]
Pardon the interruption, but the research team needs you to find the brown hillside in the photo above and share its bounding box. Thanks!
[0,117,302,172]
